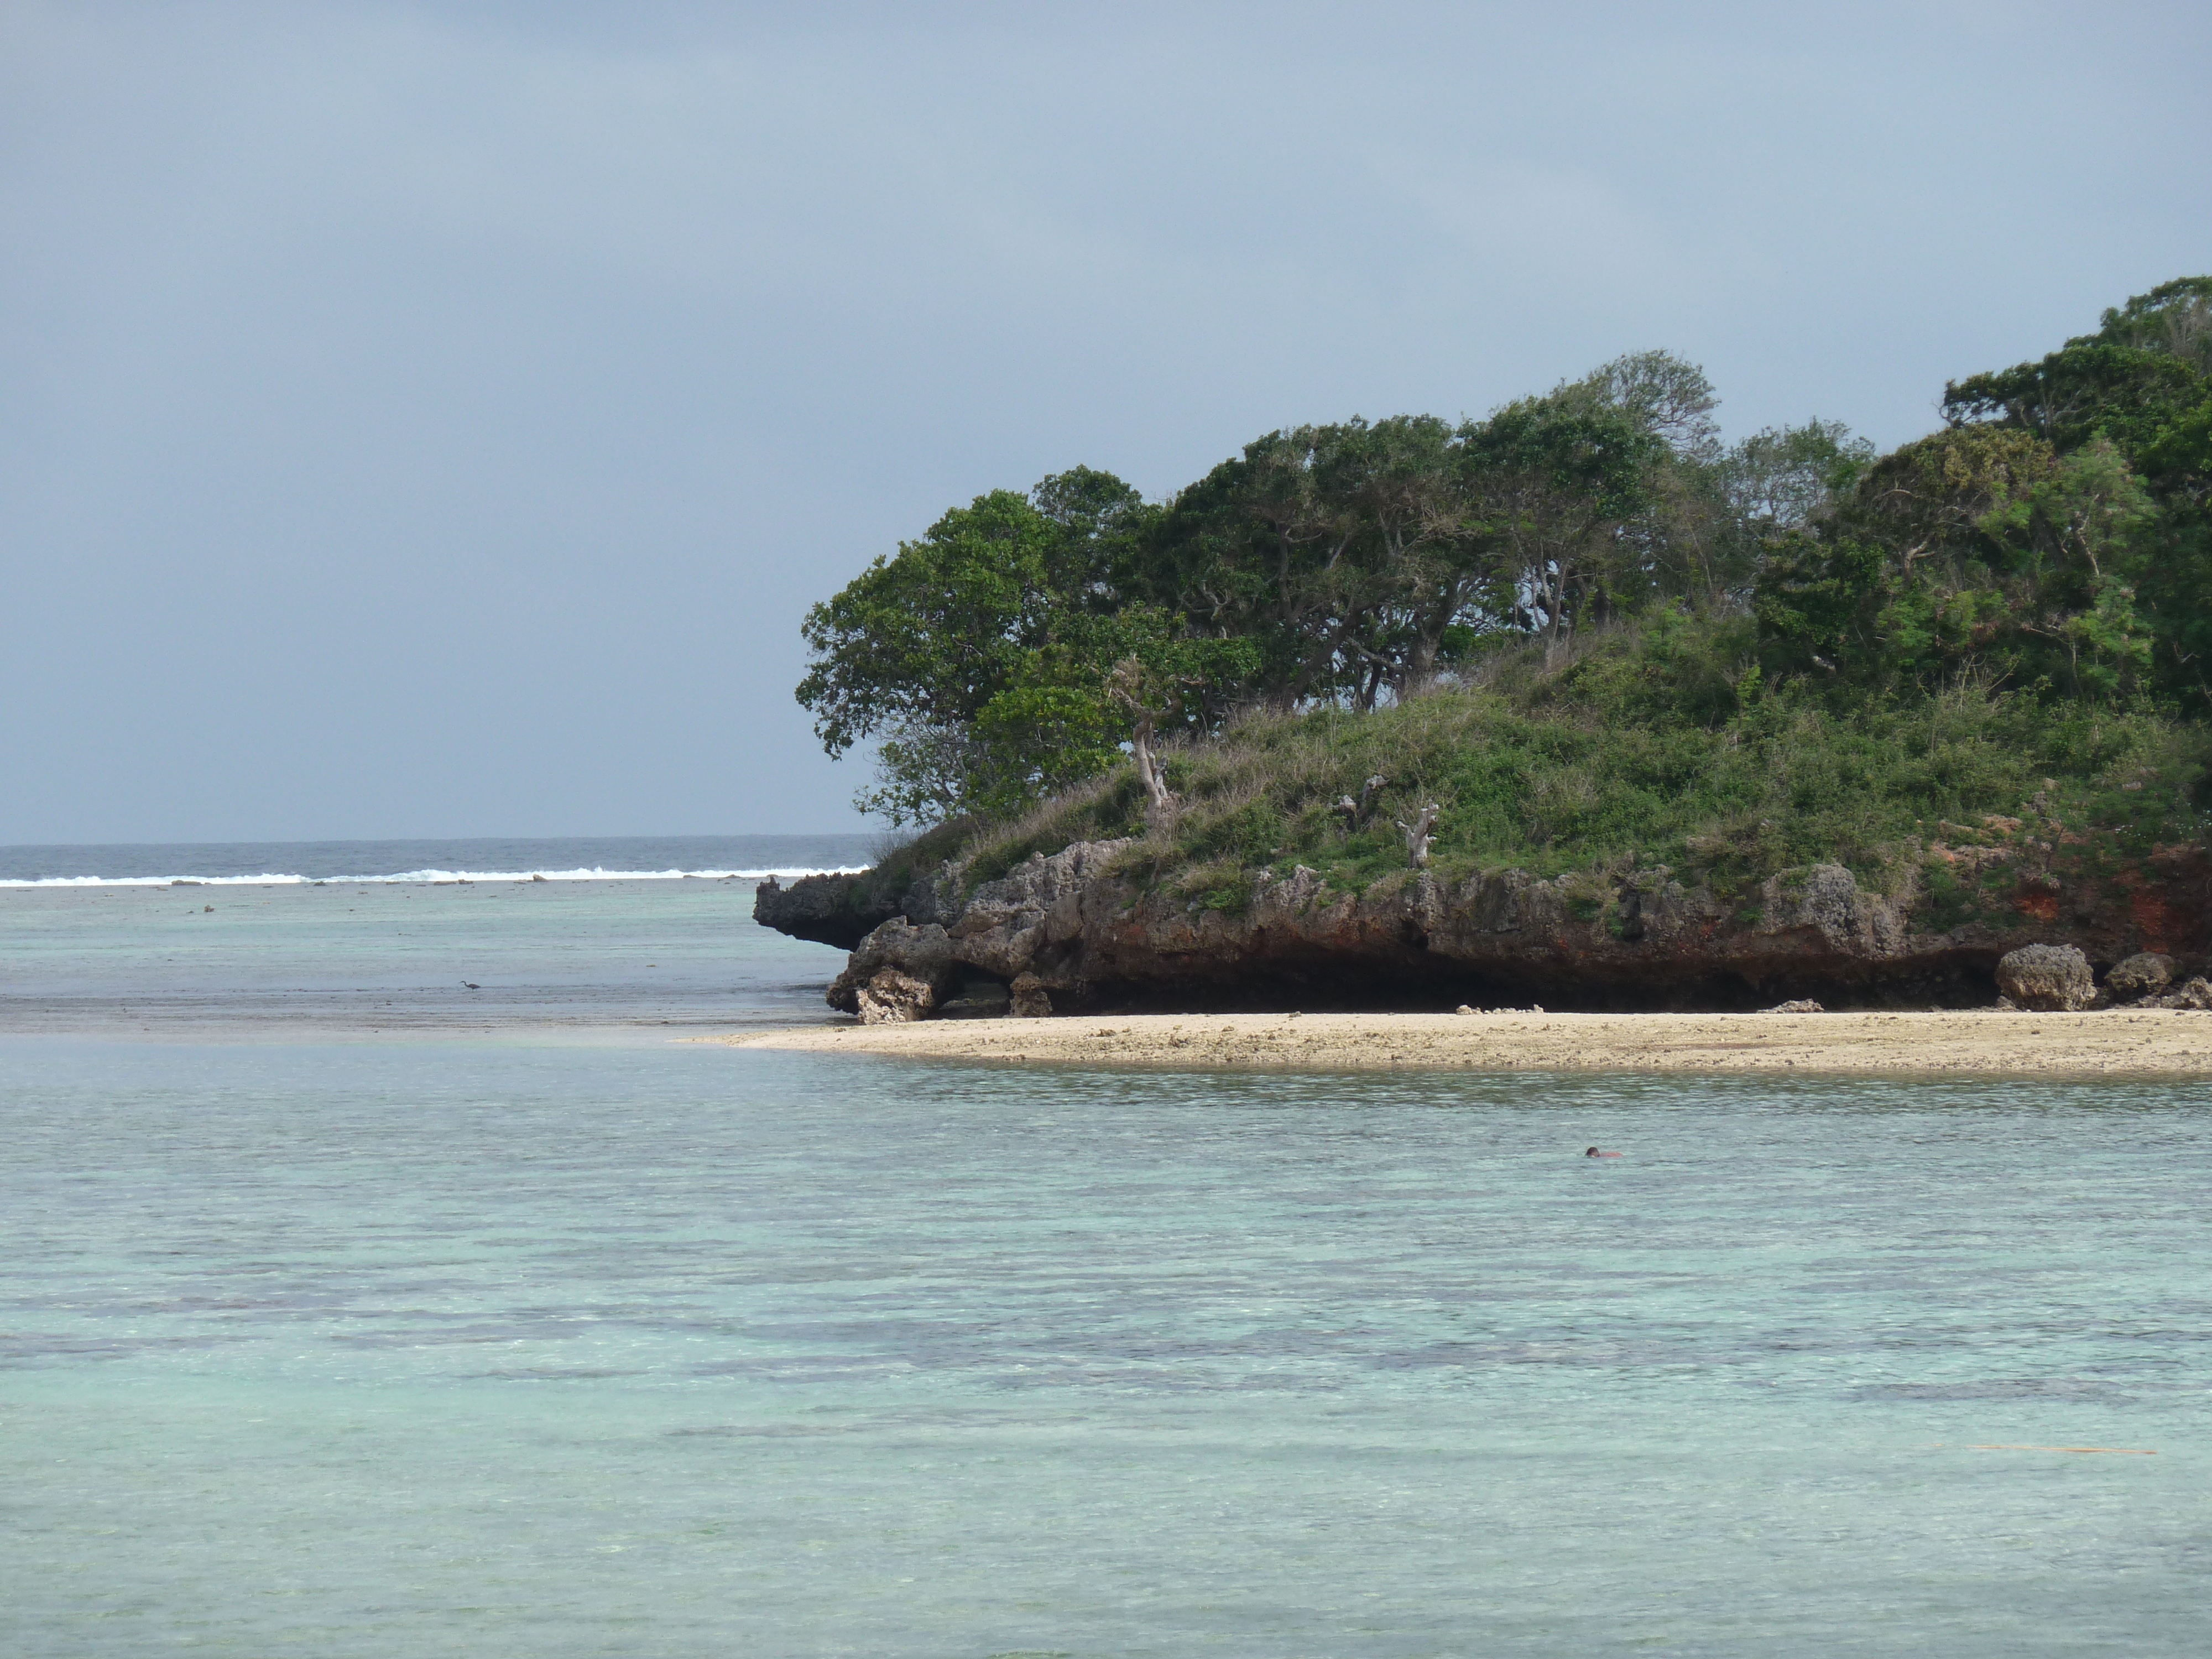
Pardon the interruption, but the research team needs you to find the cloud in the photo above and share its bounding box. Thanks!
[2,0,2207,838]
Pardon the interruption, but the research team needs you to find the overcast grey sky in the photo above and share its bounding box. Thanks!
[5,1,2208,843]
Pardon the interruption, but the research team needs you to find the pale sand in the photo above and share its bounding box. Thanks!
[709,1009,2212,1076]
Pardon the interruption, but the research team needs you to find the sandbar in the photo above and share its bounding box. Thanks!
[711,1008,2212,1076]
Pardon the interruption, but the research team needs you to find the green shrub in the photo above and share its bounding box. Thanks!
[924,613,2209,904]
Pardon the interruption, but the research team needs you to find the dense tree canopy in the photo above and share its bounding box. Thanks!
[1760,277,2211,702]
[797,279,2212,824]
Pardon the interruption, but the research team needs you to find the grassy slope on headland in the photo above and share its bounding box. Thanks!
[873,613,2206,927]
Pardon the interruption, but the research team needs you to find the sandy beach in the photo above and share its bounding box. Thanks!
[718,1008,2212,1076]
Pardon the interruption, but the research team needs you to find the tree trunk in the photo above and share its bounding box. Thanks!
[1395,804,1440,869]
[1131,712,1173,824]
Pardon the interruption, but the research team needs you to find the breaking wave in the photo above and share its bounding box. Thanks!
[0,867,863,889]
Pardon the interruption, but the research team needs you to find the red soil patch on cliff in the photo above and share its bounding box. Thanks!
[2131,888,2190,954]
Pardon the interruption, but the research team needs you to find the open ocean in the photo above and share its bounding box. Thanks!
[3,836,2209,1656]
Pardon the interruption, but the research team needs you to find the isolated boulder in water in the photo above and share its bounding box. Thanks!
[857,968,937,1024]
[1995,944,2095,1011]
[2105,952,2176,1001]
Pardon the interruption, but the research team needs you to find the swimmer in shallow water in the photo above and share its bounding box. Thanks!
[1584,1146,1623,1158]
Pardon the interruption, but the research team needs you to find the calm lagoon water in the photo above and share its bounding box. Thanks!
[3,849,2209,1655]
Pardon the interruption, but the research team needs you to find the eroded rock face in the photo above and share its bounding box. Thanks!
[754,872,895,951]
[857,968,937,1024]
[755,865,959,951]
[1761,864,1906,958]
[826,916,959,1014]
[1008,973,1053,1018]
[947,840,1135,980]
[2147,975,2212,1011]
[764,831,2209,1018]
[2107,952,2176,1001]
[1996,944,2095,1011]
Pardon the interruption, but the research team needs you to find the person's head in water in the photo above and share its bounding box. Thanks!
[1585,1146,1600,1157]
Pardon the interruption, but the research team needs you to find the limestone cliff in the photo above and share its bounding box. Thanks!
[758,827,2211,1016]
[752,862,953,951]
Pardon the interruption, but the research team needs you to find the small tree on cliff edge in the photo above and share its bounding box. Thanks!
[1099,629,1260,828]
[795,474,1151,825]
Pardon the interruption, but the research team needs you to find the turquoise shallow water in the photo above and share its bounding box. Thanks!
[4,872,2210,1654]
[0,877,846,1035]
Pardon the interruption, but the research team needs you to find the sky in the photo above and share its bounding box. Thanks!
[5,0,2209,843]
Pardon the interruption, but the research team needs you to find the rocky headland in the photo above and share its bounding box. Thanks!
[756,824,2211,1021]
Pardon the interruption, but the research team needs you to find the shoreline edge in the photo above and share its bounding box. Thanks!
[704,1008,2212,1076]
